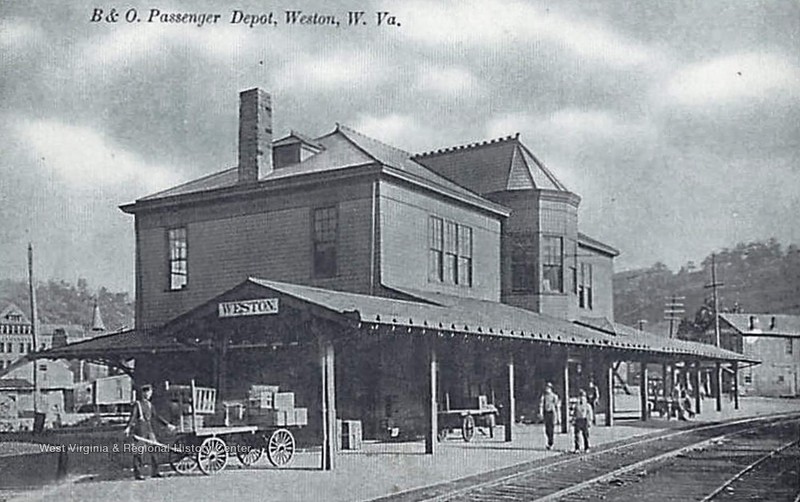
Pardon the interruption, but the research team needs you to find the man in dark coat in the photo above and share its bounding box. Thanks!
[124,384,175,480]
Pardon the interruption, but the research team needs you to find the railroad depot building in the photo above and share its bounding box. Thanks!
[43,89,753,468]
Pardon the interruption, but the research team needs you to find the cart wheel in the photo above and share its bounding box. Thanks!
[170,437,197,475]
[437,428,448,442]
[197,437,229,475]
[265,428,295,467]
[235,435,263,466]
[462,415,475,442]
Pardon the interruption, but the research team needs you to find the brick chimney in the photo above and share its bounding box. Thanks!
[238,88,273,183]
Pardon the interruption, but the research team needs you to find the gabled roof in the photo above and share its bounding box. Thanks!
[576,317,756,363]
[578,232,620,257]
[273,130,324,150]
[34,279,753,364]
[126,126,508,217]
[0,304,30,325]
[721,313,800,337]
[242,279,752,362]
[413,135,570,194]
[36,329,189,360]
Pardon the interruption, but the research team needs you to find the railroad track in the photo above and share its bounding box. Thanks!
[374,413,800,502]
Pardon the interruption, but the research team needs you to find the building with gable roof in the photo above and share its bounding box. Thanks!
[40,88,752,468]
[710,313,800,396]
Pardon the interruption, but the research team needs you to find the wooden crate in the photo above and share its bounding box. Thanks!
[273,392,295,411]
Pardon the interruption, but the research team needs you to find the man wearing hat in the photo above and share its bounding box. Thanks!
[538,382,561,450]
[124,384,175,480]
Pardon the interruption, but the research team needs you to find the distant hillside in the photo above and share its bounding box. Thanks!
[614,239,800,335]
[0,278,134,332]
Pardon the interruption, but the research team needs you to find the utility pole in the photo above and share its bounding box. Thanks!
[27,243,40,417]
[664,295,686,339]
[704,253,724,348]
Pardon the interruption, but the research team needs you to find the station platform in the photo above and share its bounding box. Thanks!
[7,396,800,502]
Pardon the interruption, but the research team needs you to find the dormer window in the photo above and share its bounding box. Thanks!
[273,132,323,169]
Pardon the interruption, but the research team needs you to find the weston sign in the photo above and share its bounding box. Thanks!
[218,298,279,318]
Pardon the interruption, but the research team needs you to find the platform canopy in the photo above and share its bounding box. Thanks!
[31,278,756,366]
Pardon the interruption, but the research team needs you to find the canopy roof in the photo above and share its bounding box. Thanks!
[35,279,755,365]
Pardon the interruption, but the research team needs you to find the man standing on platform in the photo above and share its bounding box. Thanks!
[124,384,175,480]
[587,378,600,425]
[539,382,561,450]
[572,390,593,453]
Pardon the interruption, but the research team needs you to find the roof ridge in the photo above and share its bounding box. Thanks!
[336,123,413,157]
[412,133,519,158]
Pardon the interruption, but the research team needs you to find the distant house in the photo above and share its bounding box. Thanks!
[0,302,121,425]
[716,313,800,397]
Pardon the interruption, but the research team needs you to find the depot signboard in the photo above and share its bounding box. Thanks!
[218,298,279,318]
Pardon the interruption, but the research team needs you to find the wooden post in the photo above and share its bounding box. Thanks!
[693,363,702,415]
[662,363,669,420]
[504,352,515,442]
[320,338,336,470]
[605,361,614,427]
[216,331,228,401]
[715,361,722,412]
[640,363,649,421]
[561,353,569,434]
[425,339,437,454]
[733,361,739,410]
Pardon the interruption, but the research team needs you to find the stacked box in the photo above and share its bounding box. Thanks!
[248,385,280,409]
[247,409,289,427]
[293,408,308,426]
[179,415,203,431]
[273,392,295,411]
[341,420,362,450]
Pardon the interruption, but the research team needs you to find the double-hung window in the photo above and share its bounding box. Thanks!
[542,236,563,293]
[168,227,188,290]
[511,234,536,292]
[313,206,338,278]
[579,262,593,309]
[428,217,444,282]
[428,216,472,287]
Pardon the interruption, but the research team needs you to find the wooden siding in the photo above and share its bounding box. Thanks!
[379,181,502,301]
[577,244,615,322]
[136,180,375,328]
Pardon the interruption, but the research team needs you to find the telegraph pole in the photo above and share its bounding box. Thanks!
[704,254,724,347]
[664,295,686,339]
[27,243,40,416]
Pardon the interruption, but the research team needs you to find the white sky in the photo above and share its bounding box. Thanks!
[1,0,799,292]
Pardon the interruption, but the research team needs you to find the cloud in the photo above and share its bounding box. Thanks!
[15,118,181,193]
[272,50,392,91]
[396,0,657,67]
[0,18,42,50]
[487,108,656,146]
[72,21,269,77]
[353,113,446,152]
[417,65,479,96]
[665,52,800,106]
